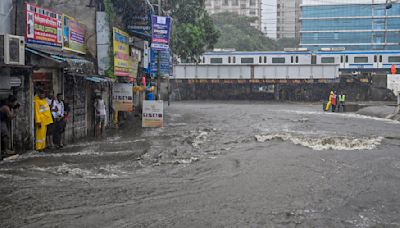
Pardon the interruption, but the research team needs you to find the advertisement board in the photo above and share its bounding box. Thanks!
[63,15,86,54]
[151,16,171,51]
[26,3,62,47]
[113,83,133,112]
[113,27,132,77]
[150,48,171,77]
[142,100,163,128]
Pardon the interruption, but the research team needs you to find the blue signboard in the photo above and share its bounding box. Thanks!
[151,15,171,51]
[150,48,171,77]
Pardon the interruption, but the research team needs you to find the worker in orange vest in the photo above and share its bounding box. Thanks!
[391,64,397,75]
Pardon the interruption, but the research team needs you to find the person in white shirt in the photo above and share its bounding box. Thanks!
[94,95,106,137]
[52,93,65,149]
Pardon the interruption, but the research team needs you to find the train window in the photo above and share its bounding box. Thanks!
[241,58,254,64]
[296,56,299,63]
[291,56,294,63]
[233,57,236,63]
[389,56,400,63]
[379,55,383,62]
[264,56,267,63]
[228,57,231,63]
[374,55,377,63]
[203,57,205,63]
[259,56,262,63]
[210,58,223,64]
[321,57,335,63]
[272,57,285,64]
[354,57,369,63]
[340,56,343,63]
[345,56,349,63]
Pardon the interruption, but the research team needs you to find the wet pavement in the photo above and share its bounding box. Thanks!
[1,102,400,228]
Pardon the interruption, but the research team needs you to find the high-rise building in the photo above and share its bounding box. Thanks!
[205,0,262,30]
[261,0,302,40]
[300,0,400,50]
[276,0,302,39]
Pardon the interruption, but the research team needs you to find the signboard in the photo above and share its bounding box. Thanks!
[150,48,171,77]
[26,3,62,47]
[113,83,133,112]
[113,27,132,77]
[151,16,171,51]
[63,15,86,54]
[96,12,110,75]
[387,74,400,95]
[142,100,163,128]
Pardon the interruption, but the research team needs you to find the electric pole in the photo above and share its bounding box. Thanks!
[157,0,162,100]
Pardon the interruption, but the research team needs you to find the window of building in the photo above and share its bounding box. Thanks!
[223,0,229,5]
[321,57,335,63]
[250,0,256,6]
[389,56,400,63]
[250,10,256,15]
[232,0,238,6]
[354,57,369,63]
[210,58,223,64]
[272,57,285,64]
[241,58,254,64]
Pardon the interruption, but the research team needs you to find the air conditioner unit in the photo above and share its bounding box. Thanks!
[0,34,25,65]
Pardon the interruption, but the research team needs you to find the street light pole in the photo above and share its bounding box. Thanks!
[157,0,162,100]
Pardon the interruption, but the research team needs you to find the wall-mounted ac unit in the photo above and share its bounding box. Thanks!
[0,34,25,65]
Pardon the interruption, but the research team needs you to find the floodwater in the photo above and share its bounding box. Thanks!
[1,102,400,228]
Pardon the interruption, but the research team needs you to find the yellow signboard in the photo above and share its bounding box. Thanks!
[113,27,131,77]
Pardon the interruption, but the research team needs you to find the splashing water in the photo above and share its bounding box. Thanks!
[255,132,383,151]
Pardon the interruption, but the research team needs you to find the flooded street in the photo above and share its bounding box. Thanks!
[1,102,400,228]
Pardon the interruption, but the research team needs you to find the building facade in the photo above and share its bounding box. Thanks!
[300,0,400,51]
[261,0,302,39]
[205,0,262,30]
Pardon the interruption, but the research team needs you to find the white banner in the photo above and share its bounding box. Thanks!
[142,100,163,128]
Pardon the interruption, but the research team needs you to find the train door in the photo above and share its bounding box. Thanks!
[373,55,383,68]
[311,55,317,64]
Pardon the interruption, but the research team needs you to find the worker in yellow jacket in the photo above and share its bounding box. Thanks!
[325,91,334,111]
[34,89,53,151]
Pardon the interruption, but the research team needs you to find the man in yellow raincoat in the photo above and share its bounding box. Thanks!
[34,89,53,151]
[325,91,334,111]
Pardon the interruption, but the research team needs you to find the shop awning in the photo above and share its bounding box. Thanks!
[26,44,95,76]
[85,76,113,83]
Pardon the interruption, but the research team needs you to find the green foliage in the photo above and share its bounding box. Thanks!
[165,0,219,62]
[212,12,299,51]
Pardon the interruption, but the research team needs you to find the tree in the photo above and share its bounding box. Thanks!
[212,12,299,51]
[212,12,277,51]
[163,0,220,62]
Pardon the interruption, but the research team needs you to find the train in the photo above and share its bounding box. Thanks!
[199,49,400,72]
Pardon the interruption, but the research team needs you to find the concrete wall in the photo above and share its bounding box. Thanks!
[170,75,396,102]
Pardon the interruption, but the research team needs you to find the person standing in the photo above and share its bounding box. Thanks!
[325,91,334,111]
[338,92,346,112]
[94,95,106,137]
[34,89,53,152]
[52,93,64,149]
[331,91,338,112]
[0,95,19,158]
[46,91,56,149]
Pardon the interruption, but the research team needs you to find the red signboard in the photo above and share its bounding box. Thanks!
[26,3,62,47]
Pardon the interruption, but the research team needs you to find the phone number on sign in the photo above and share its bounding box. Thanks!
[143,113,163,118]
